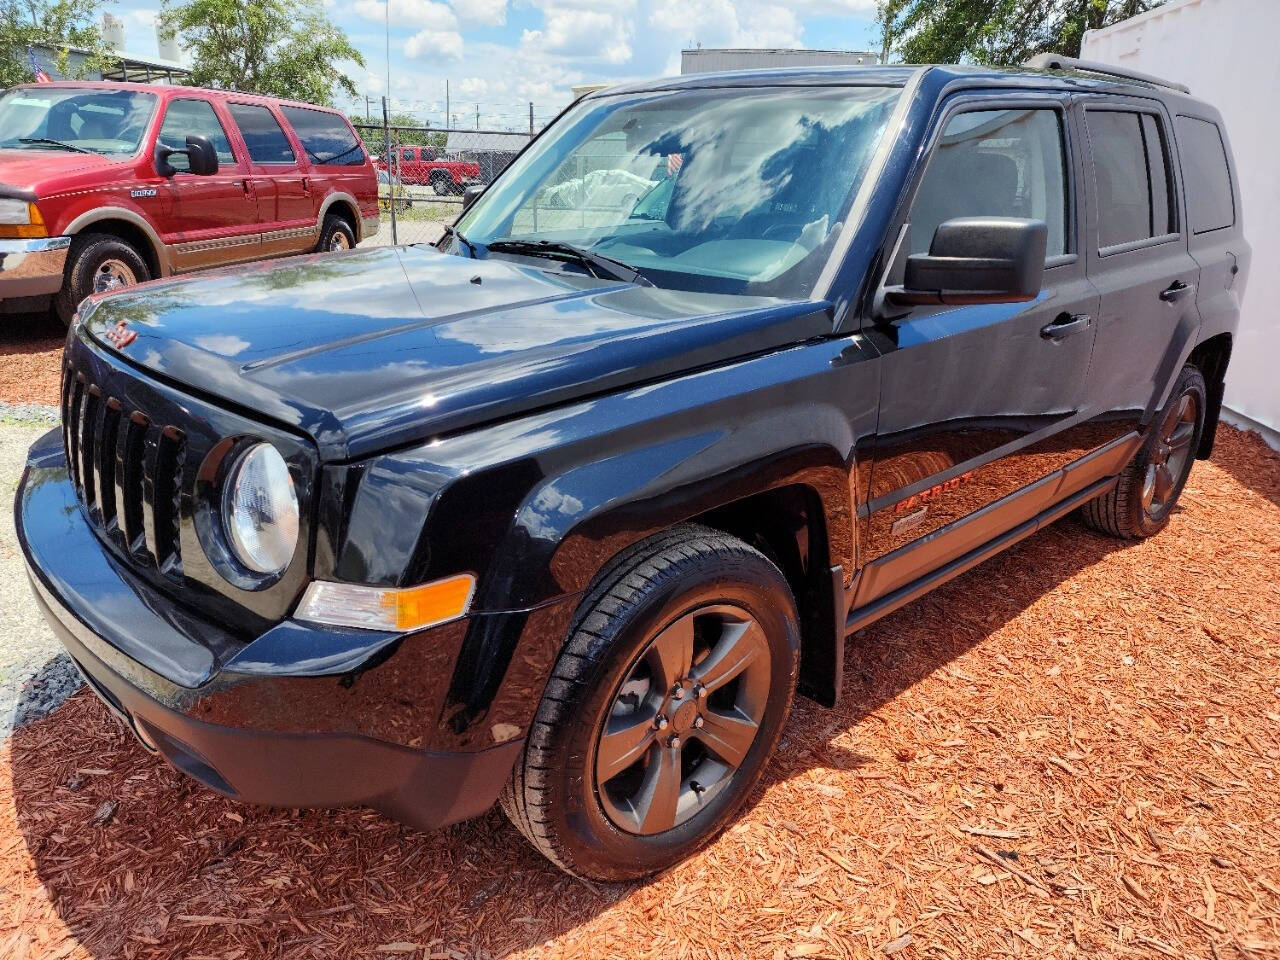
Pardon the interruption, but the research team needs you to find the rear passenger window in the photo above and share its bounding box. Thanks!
[1086,110,1174,249]
[228,103,295,164]
[281,106,365,166]
[909,108,1068,258]
[1176,116,1234,233]
[158,99,235,171]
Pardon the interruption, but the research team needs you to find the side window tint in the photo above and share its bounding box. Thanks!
[227,103,295,164]
[158,99,235,171]
[402,147,415,162]
[280,107,365,166]
[1176,115,1235,233]
[1086,110,1172,248]
[909,108,1068,259]
[1141,114,1173,236]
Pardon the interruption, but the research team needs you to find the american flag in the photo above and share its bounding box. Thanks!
[27,49,50,83]
[667,152,683,177]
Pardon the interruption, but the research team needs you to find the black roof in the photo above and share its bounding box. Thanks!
[590,63,1197,102]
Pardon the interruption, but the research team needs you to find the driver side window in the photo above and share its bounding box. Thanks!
[159,99,235,172]
[910,107,1069,259]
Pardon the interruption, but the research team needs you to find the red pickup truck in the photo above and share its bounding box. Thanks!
[0,81,380,324]
[378,145,479,195]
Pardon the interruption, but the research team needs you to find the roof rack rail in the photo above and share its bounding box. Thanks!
[1023,53,1190,95]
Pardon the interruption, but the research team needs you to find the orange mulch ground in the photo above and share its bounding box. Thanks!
[0,312,63,407]
[1,426,1277,960]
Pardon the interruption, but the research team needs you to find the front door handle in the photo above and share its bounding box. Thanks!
[1160,280,1193,302]
[1041,312,1092,341]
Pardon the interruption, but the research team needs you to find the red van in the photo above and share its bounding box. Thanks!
[0,82,380,323]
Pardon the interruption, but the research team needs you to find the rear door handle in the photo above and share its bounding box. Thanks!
[1160,280,1193,302]
[1041,312,1092,341]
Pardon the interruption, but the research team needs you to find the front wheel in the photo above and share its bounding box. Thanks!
[501,524,800,881]
[54,233,150,327]
[1079,364,1206,539]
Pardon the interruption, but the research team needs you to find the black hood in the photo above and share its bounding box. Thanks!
[80,245,832,461]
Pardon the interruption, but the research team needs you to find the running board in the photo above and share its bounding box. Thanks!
[844,475,1116,635]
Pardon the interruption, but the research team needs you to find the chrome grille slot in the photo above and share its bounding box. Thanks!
[63,366,185,579]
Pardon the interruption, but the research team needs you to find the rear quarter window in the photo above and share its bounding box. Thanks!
[281,106,366,167]
[1176,116,1235,233]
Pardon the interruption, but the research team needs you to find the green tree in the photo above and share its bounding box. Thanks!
[876,0,1163,67]
[0,0,111,89]
[162,0,363,106]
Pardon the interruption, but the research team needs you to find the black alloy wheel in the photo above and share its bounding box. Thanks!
[595,603,772,835]
[501,524,800,881]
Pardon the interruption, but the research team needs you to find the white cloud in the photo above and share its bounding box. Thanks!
[457,76,488,97]
[451,0,507,27]
[405,28,465,59]
[354,0,458,30]
[522,8,633,64]
[648,0,802,49]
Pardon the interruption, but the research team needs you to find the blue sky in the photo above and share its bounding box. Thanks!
[113,0,881,128]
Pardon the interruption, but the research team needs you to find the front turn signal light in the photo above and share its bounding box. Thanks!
[0,202,48,239]
[294,573,476,632]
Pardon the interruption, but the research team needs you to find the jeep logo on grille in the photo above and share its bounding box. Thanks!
[103,320,137,349]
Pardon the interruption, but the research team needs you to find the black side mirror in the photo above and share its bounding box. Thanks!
[461,183,484,212]
[887,217,1047,306]
[155,134,219,178]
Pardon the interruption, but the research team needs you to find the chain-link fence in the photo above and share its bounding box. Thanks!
[353,123,531,246]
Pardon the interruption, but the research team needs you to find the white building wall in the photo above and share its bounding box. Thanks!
[1084,0,1280,434]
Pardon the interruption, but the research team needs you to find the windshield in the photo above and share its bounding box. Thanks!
[456,85,901,298]
[0,88,157,156]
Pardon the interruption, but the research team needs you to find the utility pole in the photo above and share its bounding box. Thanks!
[365,95,370,122]
[382,96,397,246]
[445,79,450,130]
[475,103,479,129]
[529,102,534,135]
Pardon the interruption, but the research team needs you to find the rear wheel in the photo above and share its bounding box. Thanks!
[317,214,356,252]
[501,524,800,881]
[1079,364,1206,538]
[55,233,150,327]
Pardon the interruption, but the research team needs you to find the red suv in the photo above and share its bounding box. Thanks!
[0,82,380,323]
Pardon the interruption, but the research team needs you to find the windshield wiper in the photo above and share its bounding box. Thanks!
[442,224,476,257]
[19,137,95,155]
[485,238,652,287]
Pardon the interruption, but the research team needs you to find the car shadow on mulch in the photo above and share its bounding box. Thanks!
[4,513,1128,958]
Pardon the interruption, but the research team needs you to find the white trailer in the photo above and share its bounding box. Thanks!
[1084,0,1280,441]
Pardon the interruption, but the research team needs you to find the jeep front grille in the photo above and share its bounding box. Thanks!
[63,369,186,577]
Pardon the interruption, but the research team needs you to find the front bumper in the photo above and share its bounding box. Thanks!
[0,236,70,299]
[15,430,521,830]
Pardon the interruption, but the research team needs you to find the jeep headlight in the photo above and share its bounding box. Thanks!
[222,442,298,575]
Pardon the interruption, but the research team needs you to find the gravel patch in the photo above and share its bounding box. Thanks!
[0,422,81,739]
[0,401,59,428]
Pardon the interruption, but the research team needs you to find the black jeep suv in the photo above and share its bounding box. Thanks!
[17,57,1247,880]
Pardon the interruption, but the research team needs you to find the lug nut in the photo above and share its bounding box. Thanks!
[671,684,685,700]
[693,715,704,729]
[668,734,681,749]
[694,683,707,700]
[654,714,669,731]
